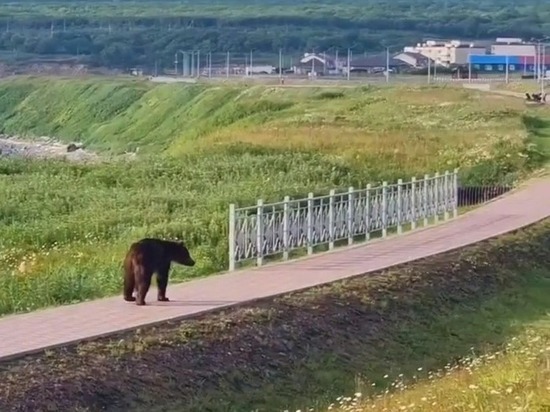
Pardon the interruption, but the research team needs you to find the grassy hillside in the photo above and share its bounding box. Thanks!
[0,76,547,316]
[333,324,550,411]
[0,217,549,412]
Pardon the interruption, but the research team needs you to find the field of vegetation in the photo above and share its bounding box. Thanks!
[0,0,548,69]
[0,77,546,317]
[0,215,548,412]
[331,324,550,412]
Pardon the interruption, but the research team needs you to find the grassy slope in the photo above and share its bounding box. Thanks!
[335,325,550,412]
[0,77,547,317]
[0,218,549,412]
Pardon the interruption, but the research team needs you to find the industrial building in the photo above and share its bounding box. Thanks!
[403,40,486,66]
[468,54,550,73]
[490,37,538,57]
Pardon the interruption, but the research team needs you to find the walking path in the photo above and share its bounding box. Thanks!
[1,177,549,362]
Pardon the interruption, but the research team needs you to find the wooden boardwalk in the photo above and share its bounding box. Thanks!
[1,177,549,362]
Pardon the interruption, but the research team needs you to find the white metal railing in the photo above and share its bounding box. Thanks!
[228,169,459,271]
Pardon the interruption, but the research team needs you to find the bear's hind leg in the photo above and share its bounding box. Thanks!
[135,268,152,306]
[123,265,136,302]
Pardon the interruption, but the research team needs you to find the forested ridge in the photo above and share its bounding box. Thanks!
[0,0,548,68]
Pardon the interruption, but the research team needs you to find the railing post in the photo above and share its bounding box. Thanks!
[347,186,354,245]
[228,203,236,271]
[307,192,314,255]
[423,174,429,227]
[453,168,459,218]
[434,172,440,223]
[382,181,388,238]
[411,177,417,230]
[256,199,264,267]
[365,184,371,241]
[444,170,450,221]
[283,195,290,260]
[329,189,335,249]
[397,179,403,234]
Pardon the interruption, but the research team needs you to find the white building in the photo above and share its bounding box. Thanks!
[245,65,275,75]
[404,40,487,66]
[491,38,537,57]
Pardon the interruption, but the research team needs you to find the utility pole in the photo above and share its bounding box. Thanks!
[347,48,351,81]
[226,51,230,78]
[279,48,283,80]
[385,47,390,83]
[174,52,178,76]
[197,50,200,77]
[184,50,187,76]
[191,51,195,77]
[541,42,546,96]
[312,49,315,79]
[505,55,509,84]
[250,50,253,76]
[427,57,431,83]
[208,51,212,78]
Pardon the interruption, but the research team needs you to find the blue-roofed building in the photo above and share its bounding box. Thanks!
[468,54,550,73]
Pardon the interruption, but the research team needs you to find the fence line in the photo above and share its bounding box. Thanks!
[228,169,459,271]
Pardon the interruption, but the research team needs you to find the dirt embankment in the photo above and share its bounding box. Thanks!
[0,219,549,412]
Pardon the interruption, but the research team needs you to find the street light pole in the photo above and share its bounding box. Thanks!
[279,48,283,80]
[226,51,230,78]
[347,48,351,81]
[385,47,390,83]
[197,50,200,77]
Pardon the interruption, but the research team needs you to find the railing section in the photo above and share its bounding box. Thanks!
[228,169,459,271]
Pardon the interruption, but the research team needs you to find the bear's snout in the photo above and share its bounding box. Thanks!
[186,258,196,267]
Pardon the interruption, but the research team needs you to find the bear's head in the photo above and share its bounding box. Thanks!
[170,241,196,267]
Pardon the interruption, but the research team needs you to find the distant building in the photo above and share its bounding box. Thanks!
[245,65,275,75]
[393,52,432,68]
[404,40,487,66]
[468,54,550,73]
[348,54,409,73]
[293,53,338,75]
[491,38,537,57]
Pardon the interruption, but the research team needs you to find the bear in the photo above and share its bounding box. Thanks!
[123,237,196,306]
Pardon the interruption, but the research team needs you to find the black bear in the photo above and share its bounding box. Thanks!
[123,238,195,306]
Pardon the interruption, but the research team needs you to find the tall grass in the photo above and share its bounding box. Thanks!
[0,78,545,316]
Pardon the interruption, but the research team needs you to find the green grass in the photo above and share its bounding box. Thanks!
[333,322,550,412]
[1,217,549,412]
[0,77,547,317]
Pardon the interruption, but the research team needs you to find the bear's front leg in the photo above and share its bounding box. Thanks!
[156,268,170,302]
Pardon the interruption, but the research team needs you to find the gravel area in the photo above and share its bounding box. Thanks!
[0,135,135,163]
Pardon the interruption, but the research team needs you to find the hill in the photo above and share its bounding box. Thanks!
[0,76,546,317]
[0,0,548,69]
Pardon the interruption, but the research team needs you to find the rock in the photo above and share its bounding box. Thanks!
[66,143,79,152]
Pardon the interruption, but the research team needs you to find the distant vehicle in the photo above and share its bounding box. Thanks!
[451,65,477,79]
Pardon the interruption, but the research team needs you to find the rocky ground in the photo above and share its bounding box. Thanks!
[0,135,136,163]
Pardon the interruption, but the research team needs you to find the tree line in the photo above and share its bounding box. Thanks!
[0,0,548,70]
